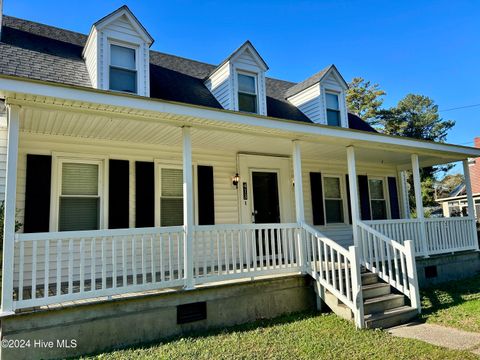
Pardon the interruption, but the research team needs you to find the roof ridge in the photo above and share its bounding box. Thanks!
[3,14,298,89]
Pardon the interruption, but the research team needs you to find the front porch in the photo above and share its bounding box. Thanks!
[1,95,479,329]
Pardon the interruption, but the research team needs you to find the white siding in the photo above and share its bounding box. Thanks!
[16,133,239,230]
[83,28,98,88]
[83,13,151,96]
[205,44,268,115]
[204,62,232,110]
[287,84,323,123]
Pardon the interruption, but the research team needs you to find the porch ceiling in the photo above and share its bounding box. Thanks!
[13,96,479,169]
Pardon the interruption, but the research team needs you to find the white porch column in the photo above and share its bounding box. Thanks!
[399,170,411,219]
[182,126,194,289]
[411,154,429,257]
[346,146,360,248]
[1,104,20,314]
[292,141,306,271]
[292,141,305,224]
[463,159,479,251]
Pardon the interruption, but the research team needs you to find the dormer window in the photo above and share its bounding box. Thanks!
[326,92,341,126]
[238,73,258,113]
[109,44,137,93]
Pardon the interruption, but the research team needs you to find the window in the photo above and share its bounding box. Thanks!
[59,162,101,231]
[160,168,184,226]
[369,178,387,220]
[326,92,341,126]
[237,73,257,113]
[109,44,137,93]
[324,176,344,223]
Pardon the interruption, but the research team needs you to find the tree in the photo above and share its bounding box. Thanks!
[377,94,455,207]
[435,173,464,199]
[346,77,386,126]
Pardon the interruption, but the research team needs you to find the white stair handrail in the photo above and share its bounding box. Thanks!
[358,221,421,313]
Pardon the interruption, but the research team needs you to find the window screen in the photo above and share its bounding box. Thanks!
[160,168,184,226]
[326,93,341,126]
[238,73,257,113]
[59,162,100,231]
[109,44,137,93]
[369,178,387,220]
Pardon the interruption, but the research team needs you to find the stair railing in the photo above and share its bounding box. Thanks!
[302,223,364,328]
[357,221,421,313]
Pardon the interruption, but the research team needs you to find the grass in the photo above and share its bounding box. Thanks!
[80,311,479,360]
[421,274,480,332]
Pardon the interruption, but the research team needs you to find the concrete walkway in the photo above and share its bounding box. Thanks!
[389,322,480,355]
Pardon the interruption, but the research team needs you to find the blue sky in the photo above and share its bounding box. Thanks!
[4,1,479,149]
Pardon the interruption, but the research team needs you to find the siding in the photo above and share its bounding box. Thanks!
[83,28,98,88]
[205,62,231,110]
[287,84,322,123]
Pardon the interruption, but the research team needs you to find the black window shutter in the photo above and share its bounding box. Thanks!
[388,177,401,219]
[310,172,325,226]
[197,165,215,225]
[358,175,372,221]
[135,161,155,228]
[24,154,52,233]
[109,159,130,229]
[345,175,352,224]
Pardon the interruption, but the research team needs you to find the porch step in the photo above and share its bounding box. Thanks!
[361,272,378,285]
[362,282,391,300]
[364,293,405,314]
[364,306,418,329]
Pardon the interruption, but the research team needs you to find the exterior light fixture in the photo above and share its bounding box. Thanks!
[232,173,240,188]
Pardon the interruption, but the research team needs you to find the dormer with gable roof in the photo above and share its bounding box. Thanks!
[205,41,268,116]
[285,65,349,127]
[83,6,154,97]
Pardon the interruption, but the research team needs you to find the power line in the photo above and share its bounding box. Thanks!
[439,103,480,112]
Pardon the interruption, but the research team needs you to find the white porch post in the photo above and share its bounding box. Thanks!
[292,140,306,271]
[411,154,429,257]
[1,104,20,314]
[399,170,411,219]
[346,146,360,248]
[463,159,479,251]
[182,126,194,289]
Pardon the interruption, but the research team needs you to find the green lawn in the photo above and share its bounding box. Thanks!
[81,312,479,360]
[421,274,480,332]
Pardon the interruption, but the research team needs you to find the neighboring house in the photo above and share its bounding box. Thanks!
[0,5,480,358]
[437,138,480,219]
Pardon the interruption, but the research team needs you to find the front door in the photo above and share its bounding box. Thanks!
[251,171,281,223]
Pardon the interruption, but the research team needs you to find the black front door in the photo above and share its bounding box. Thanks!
[251,171,281,223]
[251,171,281,265]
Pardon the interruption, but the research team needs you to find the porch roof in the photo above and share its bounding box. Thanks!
[2,75,480,169]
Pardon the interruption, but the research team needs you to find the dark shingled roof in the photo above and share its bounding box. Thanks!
[0,15,376,133]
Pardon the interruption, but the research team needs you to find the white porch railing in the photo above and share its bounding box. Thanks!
[302,223,363,327]
[11,223,302,310]
[192,223,301,284]
[13,226,185,309]
[364,217,478,257]
[358,221,420,312]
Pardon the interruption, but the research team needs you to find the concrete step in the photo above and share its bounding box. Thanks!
[364,306,418,329]
[361,272,378,286]
[364,293,405,314]
[362,282,391,300]
[323,290,354,321]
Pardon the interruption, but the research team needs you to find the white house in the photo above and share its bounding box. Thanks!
[1,5,480,358]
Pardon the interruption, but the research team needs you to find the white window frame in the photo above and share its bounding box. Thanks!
[155,163,184,227]
[325,91,342,127]
[107,39,139,94]
[322,174,348,225]
[50,153,108,232]
[236,70,259,114]
[368,176,391,220]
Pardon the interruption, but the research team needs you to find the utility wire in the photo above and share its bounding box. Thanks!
[439,103,480,112]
